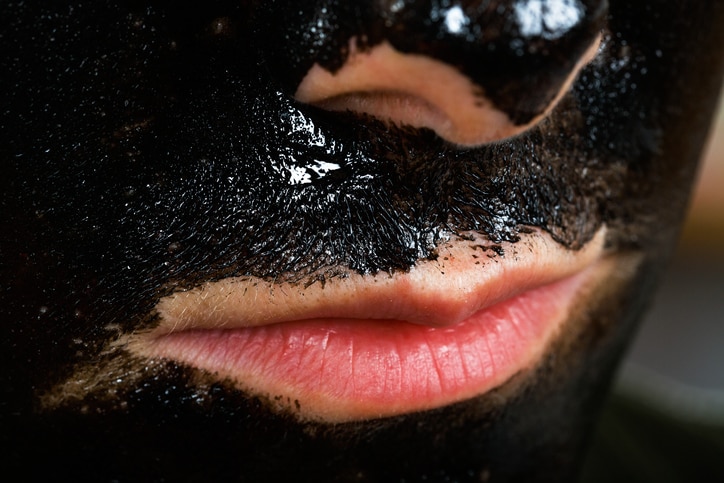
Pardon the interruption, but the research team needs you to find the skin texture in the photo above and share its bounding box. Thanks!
[1,1,723,481]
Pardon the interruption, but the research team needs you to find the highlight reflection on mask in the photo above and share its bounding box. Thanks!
[2,1,722,481]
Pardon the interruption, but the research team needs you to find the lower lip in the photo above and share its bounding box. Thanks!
[144,268,593,422]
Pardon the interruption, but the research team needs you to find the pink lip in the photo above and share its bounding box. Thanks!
[133,229,609,421]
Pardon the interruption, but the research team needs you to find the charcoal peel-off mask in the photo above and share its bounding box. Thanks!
[2,1,723,481]
[260,0,608,126]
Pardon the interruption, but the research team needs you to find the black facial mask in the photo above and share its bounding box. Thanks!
[257,0,608,125]
[2,1,723,481]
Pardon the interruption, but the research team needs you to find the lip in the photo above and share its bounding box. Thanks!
[131,228,609,421]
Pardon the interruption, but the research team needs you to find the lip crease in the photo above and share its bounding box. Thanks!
[132,228,609,421]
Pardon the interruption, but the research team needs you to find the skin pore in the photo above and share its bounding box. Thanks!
[2,1,723,481]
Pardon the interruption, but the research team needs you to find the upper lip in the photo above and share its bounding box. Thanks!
[149,228,607,336]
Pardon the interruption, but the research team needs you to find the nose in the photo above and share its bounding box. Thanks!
[256,0,607,146]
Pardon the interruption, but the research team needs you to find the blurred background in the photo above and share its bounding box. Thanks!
[581,95,724,481]
[616,96,724,408]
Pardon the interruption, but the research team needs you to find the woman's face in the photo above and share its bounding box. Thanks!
[3,1,723,481]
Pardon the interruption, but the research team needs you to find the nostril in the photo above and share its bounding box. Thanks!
[257,0,608,145]
[308,91,455,137]
[294,34,601,146]
[294,39,524,146]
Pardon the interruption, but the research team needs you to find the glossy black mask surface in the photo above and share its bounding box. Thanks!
[2,1,723,481]
[259,0,608,124]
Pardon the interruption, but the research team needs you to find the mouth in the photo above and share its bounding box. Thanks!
[130,228,612,422]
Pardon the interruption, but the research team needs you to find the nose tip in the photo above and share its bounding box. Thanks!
[257,0,608,146]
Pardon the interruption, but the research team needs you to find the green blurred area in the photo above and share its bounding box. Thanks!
[581,390,724,483]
